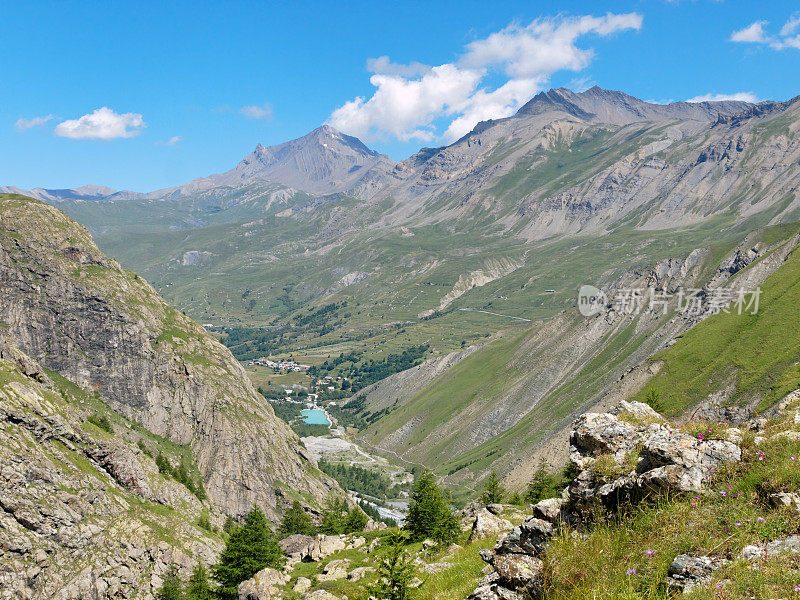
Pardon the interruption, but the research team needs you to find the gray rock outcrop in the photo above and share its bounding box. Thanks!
[0,195,339,519]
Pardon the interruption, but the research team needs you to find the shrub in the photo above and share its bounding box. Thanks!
[643,388,663,413]
[87,413,113,434]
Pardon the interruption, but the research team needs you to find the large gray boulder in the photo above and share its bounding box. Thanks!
[494,518,555,557]
[238,567,289,600]
[304,534,346,562]
[317,558,351,581]
[469,508,513,541]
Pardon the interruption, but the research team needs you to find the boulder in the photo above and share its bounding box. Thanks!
[487,553,543,592]
[293,577,311,594]
[742,534,800,559]
[570,412,643,468]
[303,534,346,562]
[638,432,740,493]
[469,509,513,541]
[495,518,555,557]
[279,534,315,558]
[419,562,450,574]
[347,536,366,549]
[486,503,504,515]
[615,401,665,422]
[665,554,726,594]
[531,498,565,523]
[303,591,339,600]
[769,492,800,510]
[317,558,350,581]
[238,567,290,600]
[347,566,376,581]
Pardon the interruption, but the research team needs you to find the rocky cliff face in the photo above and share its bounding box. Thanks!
[0,332,223,600]
[0,194,339,519]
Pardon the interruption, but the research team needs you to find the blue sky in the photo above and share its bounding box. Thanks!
[2,0,798,192]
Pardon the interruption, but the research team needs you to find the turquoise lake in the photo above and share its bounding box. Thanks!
[301,409,330,426]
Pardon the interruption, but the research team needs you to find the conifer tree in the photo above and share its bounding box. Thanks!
[480,471,506,505]
[369,530,415,600]
[212,507,285,599]
[186,564,212,600]
[319,496,348,535]
[344,506,368,533]
[404,471,459,544]
[156,566,184,600]
[278,500,316,536]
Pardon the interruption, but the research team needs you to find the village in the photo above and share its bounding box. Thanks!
[247,356,310,372]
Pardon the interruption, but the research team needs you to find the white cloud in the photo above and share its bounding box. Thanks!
[14,115,54,131]
[731,20,769,43]
[686,92,759,103]
[780,14,800,37]
[328,13,642,144]
[240,103,273,120]
[54,107,145,140]
[156,136,182,146]
[366,56,431,78]
[731,16,800,50]
[330,65,483,142]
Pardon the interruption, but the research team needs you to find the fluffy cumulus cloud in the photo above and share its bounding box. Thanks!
[329,13,642,143]
[54,107,145,140]
[240,103,273,120]
[731,15,800,50]
[14,115,54,131]
[686,92,759,103]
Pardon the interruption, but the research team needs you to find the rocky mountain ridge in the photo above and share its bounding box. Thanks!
[0,193,340,520]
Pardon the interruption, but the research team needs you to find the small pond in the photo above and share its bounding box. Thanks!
[301,408,330,426]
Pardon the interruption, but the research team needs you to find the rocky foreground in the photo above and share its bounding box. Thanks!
[468,397,800,599]
[208,394,800,600]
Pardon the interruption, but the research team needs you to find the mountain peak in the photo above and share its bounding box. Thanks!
[515,85,754,125]
[220,125,396,194]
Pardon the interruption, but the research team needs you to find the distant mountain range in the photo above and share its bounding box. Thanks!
[2,124,396,204]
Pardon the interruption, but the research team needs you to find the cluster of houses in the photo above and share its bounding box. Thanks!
[248,357,310,372]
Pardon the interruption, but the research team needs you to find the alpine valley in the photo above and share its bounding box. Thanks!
[4,86,800,600]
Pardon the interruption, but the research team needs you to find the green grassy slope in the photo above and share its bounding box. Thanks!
[632,239,800,416]
[354,221,800,497]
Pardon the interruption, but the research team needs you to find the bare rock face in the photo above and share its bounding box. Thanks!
[0,194,338,519]
[0,347,222,600]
